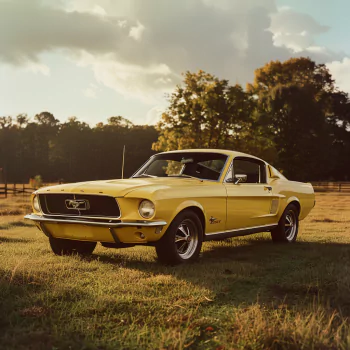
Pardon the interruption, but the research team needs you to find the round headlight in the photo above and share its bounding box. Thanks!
[139,200,155,219]
[33,195,41,213]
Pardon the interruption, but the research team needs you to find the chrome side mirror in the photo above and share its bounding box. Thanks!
[234,174,247,185]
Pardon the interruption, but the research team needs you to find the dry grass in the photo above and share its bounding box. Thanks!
[0,196,31,218]
[0,193,350,349]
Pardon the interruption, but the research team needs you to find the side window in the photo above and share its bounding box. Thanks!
[233,158,266,184]
[198,159,225,173]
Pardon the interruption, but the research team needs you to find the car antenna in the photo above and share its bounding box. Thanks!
[121,145,126,179]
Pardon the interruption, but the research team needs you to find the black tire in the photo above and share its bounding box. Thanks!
[271,204,299,243]
[155,210,203,265]
[49,237,97,256]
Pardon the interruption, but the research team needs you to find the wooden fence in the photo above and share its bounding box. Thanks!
[0,184,37,198]
[312,182,350,193]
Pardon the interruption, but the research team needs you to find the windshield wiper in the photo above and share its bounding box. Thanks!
[169,174,203,182]
[133,174,157,178]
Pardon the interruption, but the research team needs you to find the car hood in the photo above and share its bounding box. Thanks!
[35,177,206,197]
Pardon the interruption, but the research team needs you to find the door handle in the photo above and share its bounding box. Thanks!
[264,186,272,192]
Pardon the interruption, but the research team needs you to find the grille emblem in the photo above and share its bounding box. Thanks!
[65,199,90,210]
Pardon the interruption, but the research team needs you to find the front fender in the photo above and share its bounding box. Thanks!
[161,200,207,234]
[167,198,226,234]
[286,196,300,207]
[174,200,206,220]
[157,200,207,234]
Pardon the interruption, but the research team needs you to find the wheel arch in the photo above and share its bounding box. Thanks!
[286,197,301,216]
[172,201,206,233]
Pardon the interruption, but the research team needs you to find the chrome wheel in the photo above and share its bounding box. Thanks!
[175,219,198,259]
[271,204,299,243]
[285,210,297,241]
[155,211,203,264]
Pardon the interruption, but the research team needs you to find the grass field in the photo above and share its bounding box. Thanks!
[0,193,350,349]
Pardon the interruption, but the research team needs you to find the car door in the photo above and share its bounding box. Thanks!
[224,157,275,230]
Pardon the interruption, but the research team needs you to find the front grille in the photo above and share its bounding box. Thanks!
[38,194,121,218]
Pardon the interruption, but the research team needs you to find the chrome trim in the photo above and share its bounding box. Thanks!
[234,174,247,185]
[225,156,269,185]
[223,161,233,183]
[39,194,122,219]
[205,223,278,241]
[42,214,122,221]
[25,214,166,228]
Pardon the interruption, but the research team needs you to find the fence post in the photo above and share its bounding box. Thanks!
[13,183,16,196]
[4,182,7,199]
[339,183,342,192]
[23,183,25,197]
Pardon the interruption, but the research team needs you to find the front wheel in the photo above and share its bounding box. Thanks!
[271,204,299,243]
[49,237,97,256]
[155,210,203,265]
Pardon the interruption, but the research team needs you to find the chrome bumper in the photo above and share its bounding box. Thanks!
[24,214,167,228]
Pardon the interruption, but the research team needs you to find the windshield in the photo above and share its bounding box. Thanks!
[133,152,228,181]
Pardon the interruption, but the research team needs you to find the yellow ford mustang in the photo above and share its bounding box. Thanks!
[25,149,315,264]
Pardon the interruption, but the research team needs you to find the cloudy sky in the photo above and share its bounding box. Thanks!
[1,0,350,125]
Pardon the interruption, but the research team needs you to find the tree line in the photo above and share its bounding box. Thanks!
[1,57,350,183]
[0,114,158,183]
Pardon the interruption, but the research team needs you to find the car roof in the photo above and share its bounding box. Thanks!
[157,149,266,163]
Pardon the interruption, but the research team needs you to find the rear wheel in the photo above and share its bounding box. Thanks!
[155,210,203,265]
[271,204,299,243]
[49,237,97,256]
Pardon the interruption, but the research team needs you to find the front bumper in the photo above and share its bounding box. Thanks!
[25,214,166,228]
[24,214,167,244]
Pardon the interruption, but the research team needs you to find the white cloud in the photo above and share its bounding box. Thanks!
[129,21,145,41]
[76,52,179,104]
[118,20,128,28]
[201,0,275,12]
[61,0,111,14]
[328,58,350,93]
[91,5,107,16]
[0,0,138,65]
[269,7,329,52]
[0,0,348,111]
[145,105,165,125]
[26,62,51,76]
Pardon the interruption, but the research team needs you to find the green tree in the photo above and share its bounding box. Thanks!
[250,57,350,180]
[0,117,16,182]
[16,114,29,128]
[50,117,93,181]
[108,116,134,128]
[258,84,329,180]
[247,57,335,97]
[153,71,259,153]
[34,111,59,127]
